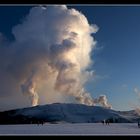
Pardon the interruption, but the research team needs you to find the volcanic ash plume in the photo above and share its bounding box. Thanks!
[21,71,39,106]
[135,108,140,116]
[0,5,112,109]
[95,95,112,109]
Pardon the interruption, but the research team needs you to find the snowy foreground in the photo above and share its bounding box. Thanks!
[0,123,140,135]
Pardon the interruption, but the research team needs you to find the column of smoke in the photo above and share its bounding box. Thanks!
[134,88,140,115]
[0,5,112,108]
[21,70,39,106]
[76,91,112,109]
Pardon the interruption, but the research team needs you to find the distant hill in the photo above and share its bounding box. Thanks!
[0,103,140,124]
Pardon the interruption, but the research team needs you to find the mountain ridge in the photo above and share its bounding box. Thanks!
[0,103,140,124]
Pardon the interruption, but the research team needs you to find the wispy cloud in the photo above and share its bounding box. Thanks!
[122,84,128,88]
[134,87,140,96]
[94,74,110,81]
[95,45,105,52]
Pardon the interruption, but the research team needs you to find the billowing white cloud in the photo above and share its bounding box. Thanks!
[0,5,112,110]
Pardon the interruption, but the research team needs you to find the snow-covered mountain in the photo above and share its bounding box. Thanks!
[0,103,140,124]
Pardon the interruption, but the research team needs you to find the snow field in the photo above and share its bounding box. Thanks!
[0,123,140,135]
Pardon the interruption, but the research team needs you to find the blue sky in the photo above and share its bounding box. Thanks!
[74,6,140,111]
[0,5,140,111]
